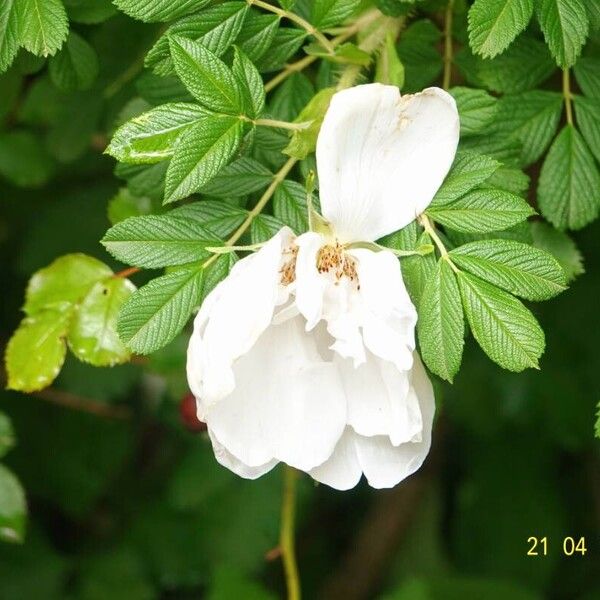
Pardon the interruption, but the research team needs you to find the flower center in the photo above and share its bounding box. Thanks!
[280,244,298,286]
[316,242,358,284]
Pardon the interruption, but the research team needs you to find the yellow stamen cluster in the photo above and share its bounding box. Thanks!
[317,243,358,285]
[280,244,298,286]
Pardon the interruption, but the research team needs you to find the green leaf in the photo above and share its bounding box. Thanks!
[482,165,530,196]
[375,32,404,88]
[169,36,243,114]
[17,0,68,57]
[573,96,600,163]
[450,87,498,137]
[0,413,16,459]
[118,265,205,354]
[254,28,306,73]
[68,278,136,366]
[273,180,308,233]
[48,31,98,91]
[0,131,53,188]
[492,91,563,165]
[64,0,117,24]
[270,72,315,121]
[536,0,589,68]
[108,189,152,225]
[112,0,209,23]
[458,271,545,371]
[417,259,464,382]
[304,41,371,66]
[427,189,535,233]
[102,215,218,268]
[170,201,248,238]
[5,310,69,392]
[468,0,534,59]
[107,103,210,164]
[450,239,566,300]
[530,221,584,282]
[231,46,265,119]
[0,0,20,72]
[24,254,113,315]
[397,20,442,93]
[284,87,336,159]
[250,214,286,244]
[236,13,280,62]
[0,464,26,543]
[199,157,273,197]
[573,57,600,98]
[145,3,249,75]
[311,0,360,29]
[432,152,500,206]
[538,124,600,230]
[164,115,244,204]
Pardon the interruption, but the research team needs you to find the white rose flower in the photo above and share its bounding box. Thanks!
[187,83,459,490]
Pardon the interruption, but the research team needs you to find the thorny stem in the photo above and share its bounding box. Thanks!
[264,9,382,93]
[419,214,459,272]
[563,68,574,126]
[254,118,311,131]
[442,0,454,91]
[249,0,335,54]
[280,466,301,600]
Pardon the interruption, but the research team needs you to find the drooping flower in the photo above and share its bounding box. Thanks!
[187,84,459,489]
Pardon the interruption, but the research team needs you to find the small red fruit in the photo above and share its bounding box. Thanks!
[179,392,207,433]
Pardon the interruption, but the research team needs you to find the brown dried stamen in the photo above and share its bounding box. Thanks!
[316,242,358,284]
[280,244,298,285]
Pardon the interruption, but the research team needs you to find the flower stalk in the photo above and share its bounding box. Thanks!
[443,0,454,91]
[280,466,301,600]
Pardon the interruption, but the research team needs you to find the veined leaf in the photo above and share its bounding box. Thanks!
[531,221,583,283]
[536,0,589,68]
[450,87,498,137]
[250,214,287,244]
[169,36,243,114]
[17,0,68,57]
[232,47,265,119]
[170,201,248,238]
[418,258,464,382]
[458,271,545,371]
[270,72,315,122]
[64,0,117,24]
[48,31,98,91]
[427,189,535,233]
[254,28,306,73]
[5,310,70,392]
[164,115,244,204]
[145,3,249,75]
[432,151,500,206]
[0,0,20,72]
[0,464,26,543]
[573,96,600,164]
[573,57,600,98]
[492,91,563,166]
[199,157,273,197]
[112,0,209,23]
[468,0,534,59]
[273,180,308,234]
[68,278,136,366]
[236,13,280,62]
[450,239,566,300]
[538,125,600,230]
[481,166,530,196]
[102,215,219,268]
[107,103,210,164]
[118,265,205,354]
[311,0,360,29]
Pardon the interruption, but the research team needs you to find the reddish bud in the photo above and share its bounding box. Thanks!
[179,392,207,433]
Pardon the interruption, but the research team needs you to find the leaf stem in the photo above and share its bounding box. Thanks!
[254,118,311,131]
[442,0,454,91]
[113,266,141,279]
[280,466,301,600]
[562,68,573,126]
[249,0,335,54]
[419,214,459,272]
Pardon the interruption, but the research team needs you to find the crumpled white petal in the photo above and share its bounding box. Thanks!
[186,228,293,409]
[316,83,459,243]
[310,354,434,490]
[204,315,347,471]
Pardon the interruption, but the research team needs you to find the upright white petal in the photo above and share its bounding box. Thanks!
[186,228,293,408]
[205,315,347,471]
[294,231,327,330]
[316,84,459,243]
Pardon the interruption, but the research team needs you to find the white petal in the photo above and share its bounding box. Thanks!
[316,84,459,242]
[354,354,435,488]
[206,315,347,471]
[294,231,327,330]
[208,429,278,480]
[336,351,423,446]
[309,428,362,491]
[186,228,293,408]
